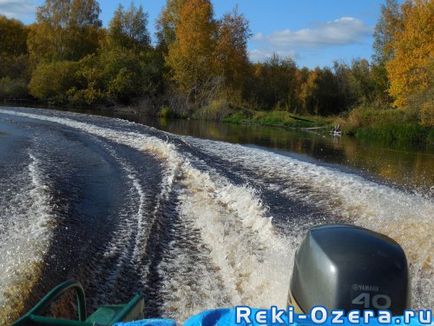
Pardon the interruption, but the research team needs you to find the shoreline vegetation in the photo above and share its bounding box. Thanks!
[1,0,433,146]
[4,100,434,148]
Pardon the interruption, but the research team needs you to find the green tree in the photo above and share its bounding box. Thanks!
[0,16,29,79]
[28,60,79,103]
[373,0,401,64]
[350,59,377,104]
[333,61,358,110]
[99,49,162,102]
[248,55,299,111]
[300,68,341,115]
[214,8,251,100]
[371,0,402,103]
[28,0,102,63]
[94,3,162,104]
[0,16,30,99]
[107,3,150,51]
[0,15,28,57]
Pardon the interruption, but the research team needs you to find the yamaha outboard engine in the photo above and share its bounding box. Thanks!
[289,224,409,315]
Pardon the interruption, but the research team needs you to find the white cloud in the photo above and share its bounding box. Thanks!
[250,17,372,62]
[0,0,35,20]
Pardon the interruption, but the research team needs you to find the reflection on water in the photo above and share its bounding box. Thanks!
[139,118,434,193]
[14,105,434,192]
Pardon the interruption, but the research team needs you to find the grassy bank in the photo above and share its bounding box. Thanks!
[337,106,434,146]
[155,98,332,129]
[185,102,434,146]
[4,100,432,146]
[140,102,434,146]
[222,110,331,129]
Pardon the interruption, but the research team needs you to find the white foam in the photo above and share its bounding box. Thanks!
[1,108,432,314]
[184,137,434,309]
[0,109,292,318]
[0,152,55,312]
[177,167,292,306]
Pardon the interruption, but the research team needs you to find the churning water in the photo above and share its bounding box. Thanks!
[0,107,432,324]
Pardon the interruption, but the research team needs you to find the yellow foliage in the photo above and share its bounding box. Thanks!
[28,61,78,100]
[166,0,216,93]
[157,0,187,48]
[386,0,434,107]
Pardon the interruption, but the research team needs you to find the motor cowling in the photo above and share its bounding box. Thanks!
[289,224,409,315]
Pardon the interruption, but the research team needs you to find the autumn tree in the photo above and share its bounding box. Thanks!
[28,0,102,63]
[371,0,402,103]
[156,0,187,52]
[386,0,434,107]
[213,8,251,100]
[166,0,216,101]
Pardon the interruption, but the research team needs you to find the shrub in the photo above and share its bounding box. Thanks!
[223,111,249,124]
[427,129,434,144]
[107,68,138,100]
[0,77,27,99]
[158,105,178,119]
[29,61,79,104]
[343,105,408,132]
[100,48,162,103]
[223,109,325,128]
[343,105,430,145]
[67,86,105,106]
[192,98,233,120]
[420,102,434,128]
[355,123,429,145]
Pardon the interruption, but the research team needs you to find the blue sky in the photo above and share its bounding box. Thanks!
[0,0,387,68]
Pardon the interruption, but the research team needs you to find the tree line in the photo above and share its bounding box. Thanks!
[0,0,433,127]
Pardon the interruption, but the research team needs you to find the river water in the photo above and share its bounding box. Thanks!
[0,107,432,323]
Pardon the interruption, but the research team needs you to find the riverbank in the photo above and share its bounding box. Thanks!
[2,101,433,146]
[207,104,433,146]
[335,106,434,146]
[222,110,332,129]
[213,108,434,146]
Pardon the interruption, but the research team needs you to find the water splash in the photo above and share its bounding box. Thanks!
[0,108,432,321]
[0,152,55,324]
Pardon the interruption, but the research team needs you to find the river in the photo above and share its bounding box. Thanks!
[0,107,432,323]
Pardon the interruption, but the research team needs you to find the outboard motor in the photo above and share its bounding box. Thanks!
[289,224,409,315]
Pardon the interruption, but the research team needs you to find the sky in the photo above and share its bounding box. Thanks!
[0,0,387,68]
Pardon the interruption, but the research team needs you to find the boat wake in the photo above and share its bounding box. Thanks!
[0,107,432,323]
[0,151,55,323]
